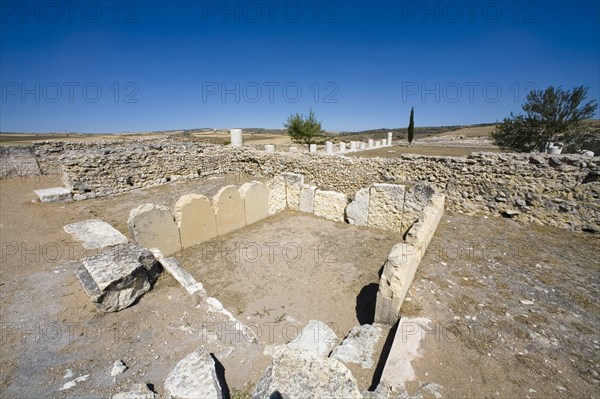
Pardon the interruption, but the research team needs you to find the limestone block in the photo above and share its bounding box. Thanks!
[345,187,370,226]
[282,172,304,211]
[313,190,348,222]
[173,194,217,248]
[299,185,316,213]
[64,219,128,249]
[368,184,405,233]
[253,347,361,399]
[212,185,245,236]
[239,181,269,225]
[402,181,435,233]
[286,320,340,356]
[34,187,72,203]
[331,324,382,369]
[164,348,223,399]
[75,243,161,312]
[266,175,286,215]
[128,203,182,256]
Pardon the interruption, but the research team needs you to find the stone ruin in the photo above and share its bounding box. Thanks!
[60,169,445,397]
[2,137,599,397]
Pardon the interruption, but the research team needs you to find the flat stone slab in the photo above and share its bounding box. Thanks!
[299,185,316,213]
[314,190,348,222]
[34,187,72,203]
[253,347,362,399]
[164,348,223,399]
[75,243,161,312]
[63,219,128,249]
[368,184,405,232]
[173,194,217,249]
[128,203,182,256]
[213,185,245,236]
[283,172,304,210]
[239,181,269,225]
[286,319,340,356]
[331,324,382,369]
[346,187,370,226]
[266,175,286,215]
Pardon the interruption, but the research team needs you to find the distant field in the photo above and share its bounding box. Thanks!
[349,145,504,158]
[436,125,496,138]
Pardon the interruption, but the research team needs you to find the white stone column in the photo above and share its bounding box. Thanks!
[387,132,393,146]
[230,128,243,147]
[264,144,275,152]
[309,144,317,153]
[360,142,366,150]
[339,142,346,153]
[368,138,374,148]
[325,141,333,155]
[349,141,357,151]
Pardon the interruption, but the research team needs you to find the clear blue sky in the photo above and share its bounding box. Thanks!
[1,0,599,133]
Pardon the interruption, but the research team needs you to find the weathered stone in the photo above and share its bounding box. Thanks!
[282,173,304,211]
[286,319,339,356]
[155,255,205,296]
[63,219,128,249]
[402,182,435,233]
[253,347,362,399]
[112,383,157,399]
[75,243,161,312]
[173,194,217,248]
[313,190,348,222]
[380,317,432,390]
[128,203,182,256]
[346,187,370,226]
[298,185,316,213]
[34,187,72,203]
[331,324,382,369]
[266,175,286,215]
[368,184,405,232]
[212,185,245,236]
[239,181,269,225]
[164,348,223,399]
[111,360,127,376]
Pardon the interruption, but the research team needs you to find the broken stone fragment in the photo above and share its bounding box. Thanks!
[331,324,382,369]
[112,383,157,399]
[164,348,223,399]
[286,319,340,356]
[75,243,161,312]
[253,347,362,399]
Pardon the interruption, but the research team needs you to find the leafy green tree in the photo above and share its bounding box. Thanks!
[491,86,598,153]
[284,109,325,149]
[407,107,415,145]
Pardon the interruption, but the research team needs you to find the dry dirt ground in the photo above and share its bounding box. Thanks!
[350,145,504,158]
[1,174,598,398]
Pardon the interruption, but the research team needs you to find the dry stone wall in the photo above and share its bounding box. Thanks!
[7,140,599,232]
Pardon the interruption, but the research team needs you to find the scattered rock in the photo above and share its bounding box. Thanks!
[64,219,128,249]
[111,360,127,377]
[502,210,520,218]
[59,374,89,391]
[164,348,223,399]
[112,383,157,399]
[253,347,362,399]
[75,243,161,312]
[331,324,382,368]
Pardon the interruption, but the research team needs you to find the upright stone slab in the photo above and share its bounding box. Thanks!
[128,203,182,256]
[213,185,245,236]
[368,184,405,233]
[264,144,275,152]
[368,138,374,148]
[299,185,316,213]
[345,187,370,226]
[75,243,161,312]
[360,142,366,150]
[314,190,348,222]
[173,194,217,249]
[309,144,317,153]
[282,173,304,211]
[402,182,435,233]
[349,141,357,151]
[239,181,269,225]
[325,141,333,155]
[387,132,393,146]
[164,348,223,399]
[266,175,286,215]
[339,142,346,153]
